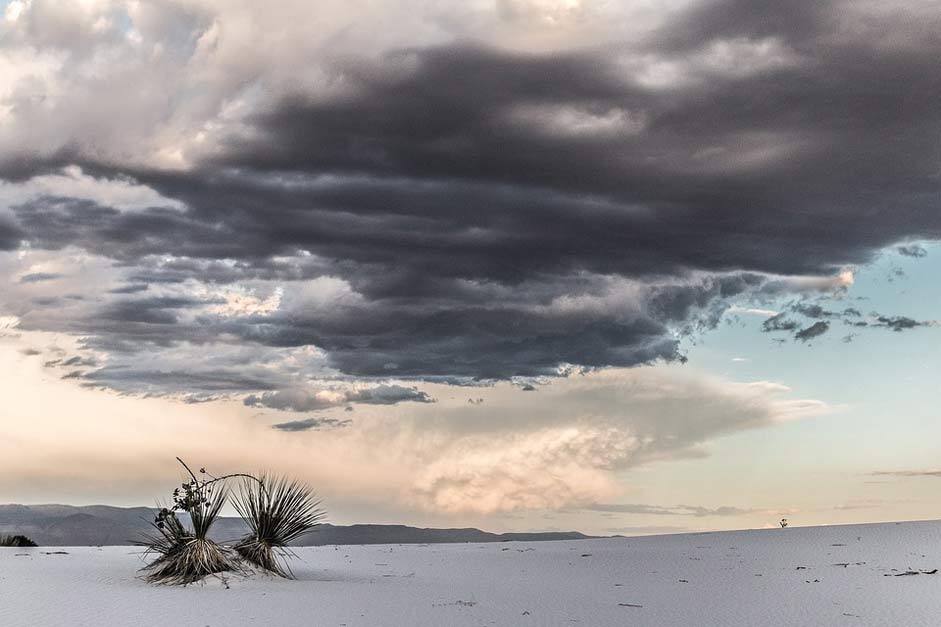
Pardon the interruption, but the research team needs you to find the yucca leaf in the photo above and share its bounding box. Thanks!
[232,474,325,577]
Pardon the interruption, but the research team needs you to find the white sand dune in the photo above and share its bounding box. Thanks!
[2,520,940,626]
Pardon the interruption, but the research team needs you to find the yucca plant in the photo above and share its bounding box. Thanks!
[232,474,325,577]
[138,458,242,585]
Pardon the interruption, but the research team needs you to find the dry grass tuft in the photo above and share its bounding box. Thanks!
[140,530,239,585]
[0,534,37,547]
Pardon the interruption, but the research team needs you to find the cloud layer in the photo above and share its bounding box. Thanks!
[1,0,939,400]
[0,342,828,515]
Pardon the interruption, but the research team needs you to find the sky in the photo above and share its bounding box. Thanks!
[1,0,940,535]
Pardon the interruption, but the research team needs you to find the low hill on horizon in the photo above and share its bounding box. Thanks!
[0,504,594,547]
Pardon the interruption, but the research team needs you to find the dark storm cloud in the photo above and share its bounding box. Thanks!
[0,216,23,250]
[871,316,934,332]
[759,301,933,344]
[2,0,941,392]
[897,244,928,258]
[17,1,941,281]
[11,196,256,263]
[271,417,353,432]
[794,321,829,342]
[762,314,798,333]
[790,304,841,320]
[229,298,685,378]
[205,31,941,281]
[108,284,150,294]
[97,296,215,326]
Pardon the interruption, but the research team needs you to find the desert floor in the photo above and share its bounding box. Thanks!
[2,520,941,626]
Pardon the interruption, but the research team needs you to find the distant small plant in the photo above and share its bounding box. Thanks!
[138,457,324,585]
[0,534,38,547]
[780,518,789,528]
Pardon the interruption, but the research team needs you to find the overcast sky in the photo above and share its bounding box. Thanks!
[1,0,940,534]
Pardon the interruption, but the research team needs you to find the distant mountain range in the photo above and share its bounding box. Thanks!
[0,504,594,547]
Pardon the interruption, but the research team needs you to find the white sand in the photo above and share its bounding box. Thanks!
[2,520,941,626]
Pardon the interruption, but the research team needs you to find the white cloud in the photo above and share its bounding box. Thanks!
[0,166,183,211]
[0,314,19,332]
[761,269,856,294]
[4,1,29,23]
[626,37,802,90]
[728,305,778,317]
[507,103,647,138]
[204,285,283,317]
[401,367,828,513]
[699,37,801,78]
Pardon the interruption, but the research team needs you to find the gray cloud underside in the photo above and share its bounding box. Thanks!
[2,0,941,394]
[79,368,279,394]
[245,385,434,412]
[19,272,63,283]
[271,417,353,432]
[870,470,941,478]
[0,216,22,251]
